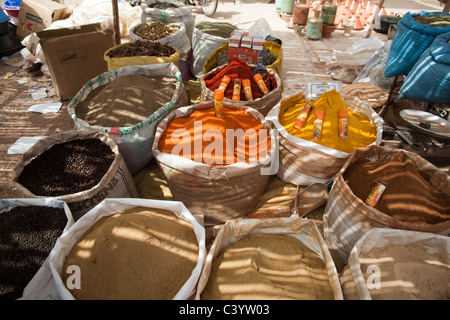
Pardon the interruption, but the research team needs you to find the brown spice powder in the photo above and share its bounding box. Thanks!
[62,206,199,300]
[344,158,450,225]
[201,233,334,300]
[75,74,177,128]
[359,243,450,300]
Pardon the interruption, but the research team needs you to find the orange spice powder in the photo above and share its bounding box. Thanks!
[158,107,271,165]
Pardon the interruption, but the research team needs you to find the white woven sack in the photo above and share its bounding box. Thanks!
[340,228,450,300]
[266,91,384,186]
[130,22,191,60]
[190,25,230,79]
[195,217,344,300]
[140,0,195,40]
[49,198,206,300]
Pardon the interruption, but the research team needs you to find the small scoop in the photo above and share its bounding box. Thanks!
[290,183,329,218]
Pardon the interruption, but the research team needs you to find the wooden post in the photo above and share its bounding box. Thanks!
[365,0,385,38]
[112,0,121,45]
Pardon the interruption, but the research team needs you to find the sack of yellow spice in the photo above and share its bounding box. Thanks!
[266,90,384,186]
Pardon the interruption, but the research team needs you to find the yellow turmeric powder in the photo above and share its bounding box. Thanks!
[279,90,377,154]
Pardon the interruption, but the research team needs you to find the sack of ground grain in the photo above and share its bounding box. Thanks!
[12,130,139,220]
[398,32,450,105]
[203,41,284,83]
[191,21,238,79]
[266,90,383,186]
[196,217,343,300]
[48,198,206,300]
[323,145,450,265]
[384,12,450,78]
[0,198,74,300]
[152,101,278,226]
[140,0,195,41]
[67,63,188,175]
[340,228,450,300]
[200,61,282,116]
[130,21,191,60]
[104,40,180,71]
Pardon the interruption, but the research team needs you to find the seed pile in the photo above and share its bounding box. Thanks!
[106,40,176,58]
[75,74,177,127]
[134,21,180,41]
[17,138,116,196]
[0,206,67,300]
[148,1,179,9]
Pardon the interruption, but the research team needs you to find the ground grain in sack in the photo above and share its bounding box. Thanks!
[62,206,199,300]
[343,157,450,225]
[201,233,334,300]
[106,40,176,58]
[75,74,177,127]
[134,21,180,41]
[0,206,67,300]
[17,138,115,197]
[359,243,450,300]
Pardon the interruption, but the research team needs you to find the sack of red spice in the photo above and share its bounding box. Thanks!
[200,60,282,116]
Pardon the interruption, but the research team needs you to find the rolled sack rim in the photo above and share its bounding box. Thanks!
[152,101,278,180]
[265,91,384,159]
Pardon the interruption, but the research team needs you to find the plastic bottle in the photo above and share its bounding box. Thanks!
[214,89,224,118]
[306,9,323,40]
[365,180,387,207]
[338,109,348,139]
[232,78,241,101]
[242,79,253,101]
[218,75,231,91]
[293,100,313,130]
[253,73,269,95]
[313,109,324,140]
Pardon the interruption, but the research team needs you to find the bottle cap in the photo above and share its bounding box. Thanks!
[338,109,348,118]
[242,79,251,86]
[253,73,262,81]
[315,110,325,118]
[215,89,224,100]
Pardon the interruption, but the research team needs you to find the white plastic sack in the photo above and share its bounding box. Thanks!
[325,38,385,83]
[49,0,142,39]
[195,217,344,300]
[130,22,191,59]
[354,40,395,89]
[190,24,231,79]
[49,198,207,300]
[140,0,195,41]
[340,228,450,300]
[67,63,187,175]
[0,198,74,300]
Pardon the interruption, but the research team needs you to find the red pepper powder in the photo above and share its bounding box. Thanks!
[204,60,276,101]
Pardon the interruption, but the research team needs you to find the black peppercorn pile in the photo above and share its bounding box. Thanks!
[0,206,67,300]
[17,138,116,196]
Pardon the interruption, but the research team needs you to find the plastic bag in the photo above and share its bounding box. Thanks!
[325,38,385,83]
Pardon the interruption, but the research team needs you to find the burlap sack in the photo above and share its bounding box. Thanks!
[12,130,139,220]
[340,228,450,300]
[323,145,450,265]
[195,217,344,300]
[200,67,282,116]
[152,101,278,226]
[266,91,384,186]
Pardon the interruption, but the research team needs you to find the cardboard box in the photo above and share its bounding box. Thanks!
[227,46,260,65]
[228,30,245,48]
[16,0,69,39]
[37,24,115,100]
